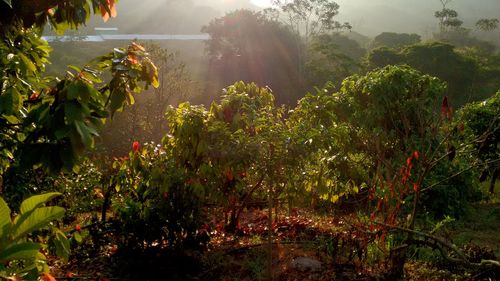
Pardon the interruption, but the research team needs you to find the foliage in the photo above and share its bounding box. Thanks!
[366,42,498,106]
[0,26,158,176]
[455,92,500,193]
[475,18,499,31]
[286,88,369,207]
[0,193,67,280]
[0,0,117,32]
[2,159,103,220]
[434,0,463,32]
[98,44,196,156]
[268,0,351,42]
[113,142,206,250]
[370,32,421,49]
[433,28,496,55]
[305,33,365,90]
[202,9,302,104]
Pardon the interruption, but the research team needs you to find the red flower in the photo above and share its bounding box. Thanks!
[75,224,81,232]
[41,273,57,281]
[132,141,140,152]
[413,183,419,192]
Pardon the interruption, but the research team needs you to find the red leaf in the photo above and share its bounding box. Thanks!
[127,54,139,65]
[413,151,420,160]
[29,91,40,100]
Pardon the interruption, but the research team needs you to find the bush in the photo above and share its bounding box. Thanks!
[113,143,207,250]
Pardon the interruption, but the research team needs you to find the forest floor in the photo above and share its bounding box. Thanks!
[51,201,500,281]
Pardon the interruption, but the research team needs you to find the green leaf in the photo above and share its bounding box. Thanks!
[0,197,12,240]
[12,207,65,241]
[67,80,96,104]
[53,230,70,262]
[109,88,126,116]
[0,87,21,115]
[18,53,37,73]
[64,101,87,123]
[73,231,82,243]
[19,192,62,215]
[74,120,97,148]
[0,242,41,262]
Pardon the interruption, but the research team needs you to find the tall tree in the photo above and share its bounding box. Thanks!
[264,0,350,90]
[434,0,463,32]
[268,0,350,43]
[476,18,499,31]
[202,9,302,104]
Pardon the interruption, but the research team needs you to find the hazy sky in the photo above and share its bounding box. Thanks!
[247,0,500,36]
[250,0,271,7]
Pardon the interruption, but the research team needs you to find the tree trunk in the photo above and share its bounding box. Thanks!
[489,168,498,194]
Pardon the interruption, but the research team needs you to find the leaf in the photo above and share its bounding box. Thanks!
[0,242,42,262]
[64,101,88,123]
[109,88,126,116]
[2,0,12,8]
[12,207,65,241]
[53,230,70,261]
[73,231,82,243]
[0,87,21,115]
[19,192,62,214]
[18,53,37,73]
[0,197,12,240]
[74,120,98,148]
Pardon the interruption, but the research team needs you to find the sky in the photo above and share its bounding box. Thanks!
[247,0,500,37]
[250,0,271,7]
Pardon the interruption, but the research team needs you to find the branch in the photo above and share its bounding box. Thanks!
[376,222,500,269]
[420,158,500,193]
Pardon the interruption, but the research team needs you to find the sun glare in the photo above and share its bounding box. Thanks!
[250,0,272,8]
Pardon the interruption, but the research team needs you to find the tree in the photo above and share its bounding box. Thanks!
[268,0,351,43]
[456,92,500,193]
[202,9,302,104]
[305,33,365,89]
[0,1,158,176]
[0,0,117,32]
[370,32,421,49]
[266,0,351,86]
[434,0,463,32]
[98,44,196,156]
[366,42,498,106]
[476,18,499,32]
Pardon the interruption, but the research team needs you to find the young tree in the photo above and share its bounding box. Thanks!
[0,1,158,176]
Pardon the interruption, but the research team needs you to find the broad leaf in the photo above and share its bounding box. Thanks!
[12,207,65,241]
[0,242,41,262]
[53,230,70,262]
[19,192,62,214]
[0,197,12,240]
